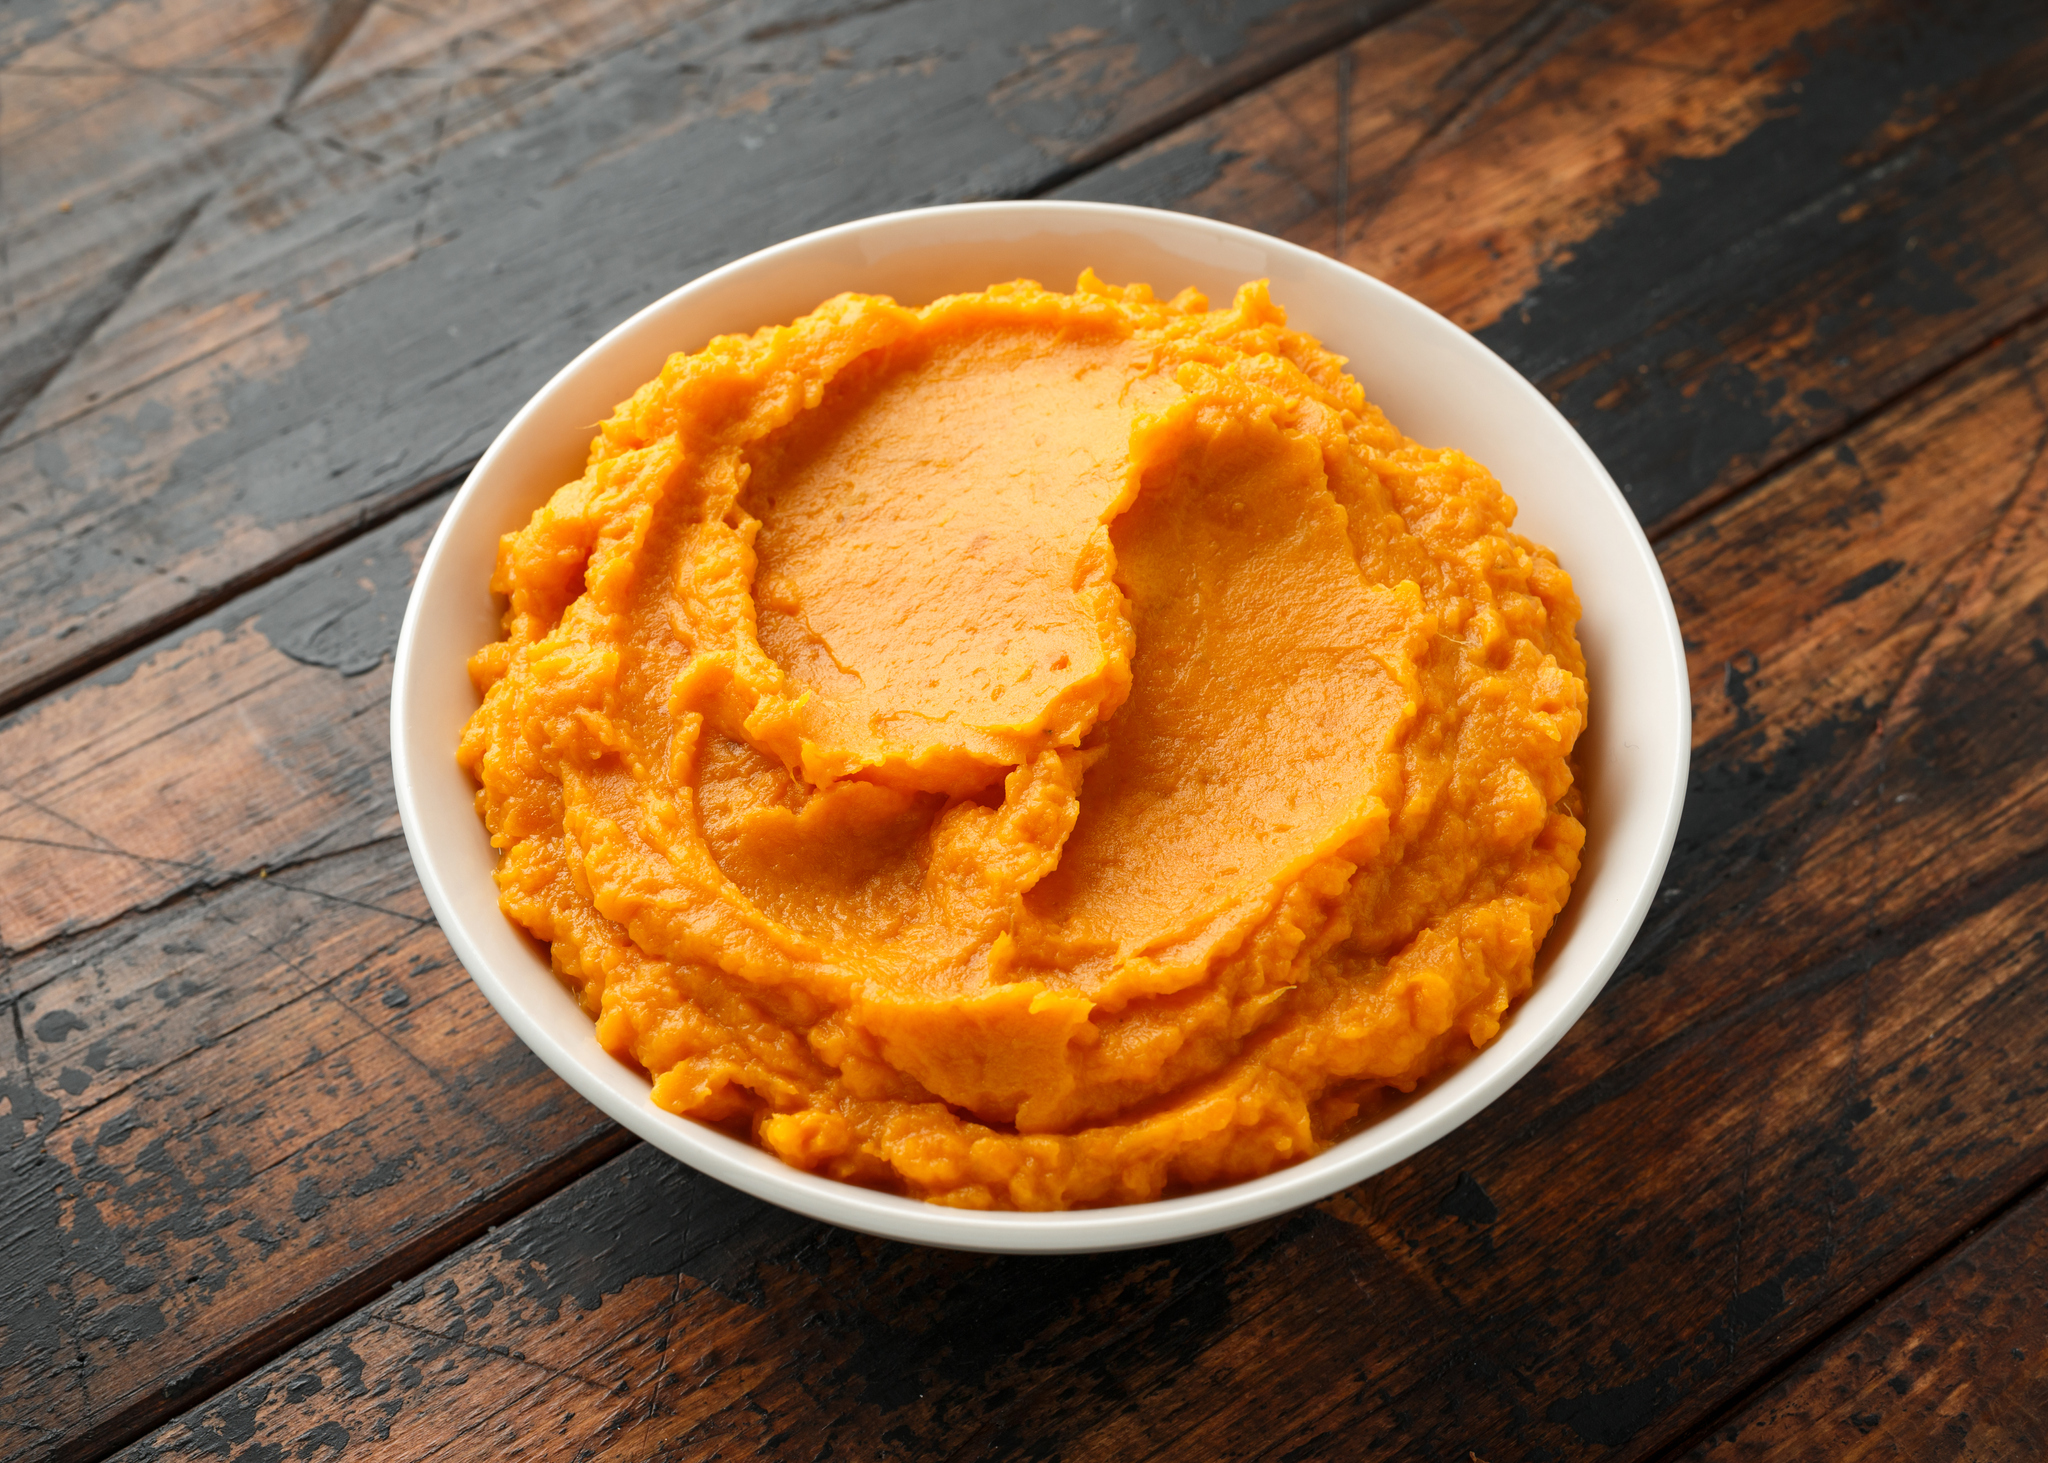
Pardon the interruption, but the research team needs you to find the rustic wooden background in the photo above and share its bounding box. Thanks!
[3,0,2045,1458]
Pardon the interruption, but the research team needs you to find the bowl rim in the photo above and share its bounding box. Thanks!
[391,198,1690,1253]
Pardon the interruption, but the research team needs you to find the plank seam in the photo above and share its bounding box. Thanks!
[62,1128,639,1463]
[0,4,1437,726]
[930,1227,1293,1463]
[1024,0,1434,198]
[13,855,458,1137]
[1646,291,2048,545]
[14,181,2031,733]
[8,7,2037,1451]
[0,827,419,969]
[1349,0,1588,222]
[1510,845,2048,1157]
[0,465,466,723]
[932,843,2048,1463]
[1640,1159,2048,1463]
[47,424,2048,1460]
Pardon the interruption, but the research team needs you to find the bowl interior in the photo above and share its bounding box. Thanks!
[392,201,1689,1253]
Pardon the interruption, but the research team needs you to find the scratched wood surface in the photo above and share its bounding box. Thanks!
[89,281,2048,1463]
[3,0,2045,1459]
[1061,0,2048,530]
[1689,1185,2048,1460]
[0,0,1410,715]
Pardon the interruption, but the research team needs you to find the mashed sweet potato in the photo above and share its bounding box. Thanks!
[460,272,1587,1209]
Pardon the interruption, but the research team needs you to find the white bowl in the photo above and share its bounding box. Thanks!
[391,201,1689,1253]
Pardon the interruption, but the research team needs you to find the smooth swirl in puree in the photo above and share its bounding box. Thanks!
[461,273,1587,1209]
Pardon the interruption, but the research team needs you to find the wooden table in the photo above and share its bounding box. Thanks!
[4,0,2045,1457]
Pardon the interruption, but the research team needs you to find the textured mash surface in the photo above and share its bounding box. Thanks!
[460,274,1587,1209]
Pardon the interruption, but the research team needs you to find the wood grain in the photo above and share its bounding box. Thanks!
[1687,1186,2048,1461]
[7,1,2046,1456]
[97,264,2048,1463]
[1059,0,2048,528]
[0,497,621,1462]
[0,0,1410,715]
[1,7,1442,1452]
[0,492,441,956]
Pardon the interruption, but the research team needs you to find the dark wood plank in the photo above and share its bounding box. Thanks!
[0,13,1451,1449]
[0,0,1410,715]
[99,255,2048,1463]
[0,497,623,1462]
[11,2,2046,1455]
[1023,311,2048,1463]
[1684,1182,2048,1461]
[0,0,304,432]
[1058,0,2048,529]
[93,1145,1268,1462]
[0,492,440,953]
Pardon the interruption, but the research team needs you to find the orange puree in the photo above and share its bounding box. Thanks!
[459,272,1587,1209]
